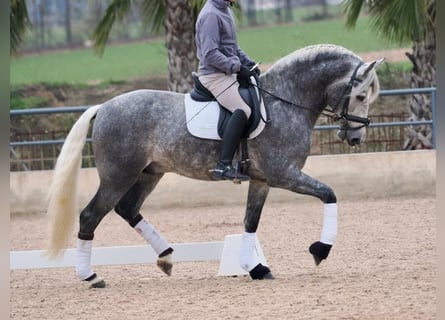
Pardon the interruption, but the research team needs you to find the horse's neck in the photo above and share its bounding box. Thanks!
[261,70,326,128]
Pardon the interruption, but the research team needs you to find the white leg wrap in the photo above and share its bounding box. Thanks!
[134,219,170,255]
[76,239,95,280]
[239,232,259,272]
[320,203,338,245]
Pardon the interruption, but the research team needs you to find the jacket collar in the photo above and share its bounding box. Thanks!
[209,0,229,10]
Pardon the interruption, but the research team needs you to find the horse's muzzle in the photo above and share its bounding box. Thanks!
[337,126,365,146]
[337,129,347,141]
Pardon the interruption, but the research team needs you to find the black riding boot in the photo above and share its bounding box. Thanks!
[212,109,250,181]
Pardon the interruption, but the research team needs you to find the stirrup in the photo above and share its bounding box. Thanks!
[210,162,250,183]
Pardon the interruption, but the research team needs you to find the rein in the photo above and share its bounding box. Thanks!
[254,62,371,131]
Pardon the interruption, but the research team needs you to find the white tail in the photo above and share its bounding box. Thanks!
[46,105,102,258]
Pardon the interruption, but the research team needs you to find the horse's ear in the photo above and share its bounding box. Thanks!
[358,58,385,78]
[372,58,385,69]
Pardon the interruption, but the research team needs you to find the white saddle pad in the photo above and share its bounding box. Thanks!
[184,93,267,140]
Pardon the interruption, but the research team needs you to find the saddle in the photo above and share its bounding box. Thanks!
[189,72,266,139]
[187,72,269,177]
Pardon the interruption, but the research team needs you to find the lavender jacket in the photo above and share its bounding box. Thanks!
[195,0,253,75]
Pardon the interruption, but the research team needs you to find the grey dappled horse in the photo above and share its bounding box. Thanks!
[47,44,383,287]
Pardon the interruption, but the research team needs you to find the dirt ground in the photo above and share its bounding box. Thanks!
[10,195,435,319]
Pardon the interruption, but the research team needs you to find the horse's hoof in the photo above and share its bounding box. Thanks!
[261,272,275,279]
[90,279,106,288]
[157,254,173,276]
[309,241,332,266]
[249,263,274,280]
[312,255,322,266]
[85,274,106,288]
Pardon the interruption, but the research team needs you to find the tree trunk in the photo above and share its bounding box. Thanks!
[163,0,198,93]
[321,0,329,18]
[274,0,283,23]
[284,0,293,22]
[403,12,436,150]
[38,0,46,49]
[65,0,72,46]
[247,0,257,26]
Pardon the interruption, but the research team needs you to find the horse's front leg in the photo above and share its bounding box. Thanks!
[268,167,337,266]
[240,180,274,280]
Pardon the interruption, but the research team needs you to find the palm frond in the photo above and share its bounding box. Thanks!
[341,0,366,29]
[367,0,425,44]
[140,0,165,32]
[92,0,133,56]
[10,0,31,56]
[341,0,434,44]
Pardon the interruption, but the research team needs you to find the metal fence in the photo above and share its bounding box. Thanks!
[10,87,436,172]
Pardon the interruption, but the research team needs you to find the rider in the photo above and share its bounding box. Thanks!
[195,0,260,181]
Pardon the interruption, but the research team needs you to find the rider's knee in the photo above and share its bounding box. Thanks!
[235,106,251,119]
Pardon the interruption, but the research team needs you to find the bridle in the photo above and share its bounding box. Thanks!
[253,61,372,131]
[327,61,370,131]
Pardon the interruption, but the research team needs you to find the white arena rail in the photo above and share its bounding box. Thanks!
[10,235,267,277]
[10,242,224,269]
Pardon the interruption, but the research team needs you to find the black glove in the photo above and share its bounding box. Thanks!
[246,61,260,76]
[238,65,252,78]
[237,65,252,88]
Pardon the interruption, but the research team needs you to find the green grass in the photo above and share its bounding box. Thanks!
[238,18,403,63]
[10,17,407,86]
[10,95,48,109]
[11,40,168,85]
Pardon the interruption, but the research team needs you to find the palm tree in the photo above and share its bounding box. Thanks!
[342,0,436,150]
[10,0,31,56]
[93,0,206,93]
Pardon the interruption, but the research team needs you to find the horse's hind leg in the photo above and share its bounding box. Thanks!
[76,165,149,288]
[240,180,274,280]
[76,182,127,288]
[114,170,173,276]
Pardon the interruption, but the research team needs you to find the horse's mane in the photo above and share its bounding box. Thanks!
[265,44,380,102]
[267,44,362,72]
[289,44,361,63]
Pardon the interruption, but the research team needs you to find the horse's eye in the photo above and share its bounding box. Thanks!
[356,95,365,102]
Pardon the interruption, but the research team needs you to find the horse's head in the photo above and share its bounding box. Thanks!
[335,58,385,146]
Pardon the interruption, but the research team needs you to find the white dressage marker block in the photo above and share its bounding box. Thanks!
[217,234,267,277]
